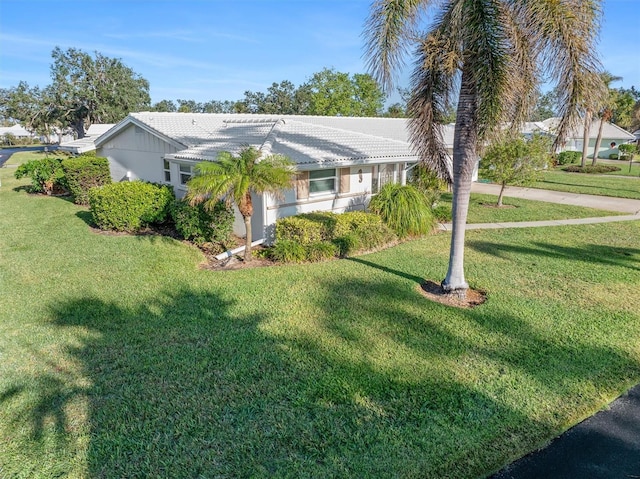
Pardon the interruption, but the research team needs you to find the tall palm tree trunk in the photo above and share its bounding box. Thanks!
[581,110,592,167]
[442,67,477,298]
[243,215,253,261]
[591,118,605,166]
[240,192,254,261]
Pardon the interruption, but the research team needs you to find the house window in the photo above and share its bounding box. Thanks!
[309,169,336,194]
[179,164,193,185]
[163,159,171,182]
[380,164,396,188]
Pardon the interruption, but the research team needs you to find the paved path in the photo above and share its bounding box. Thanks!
[438,183,640,232]
[471,182,640,214]
[453,183,640,479]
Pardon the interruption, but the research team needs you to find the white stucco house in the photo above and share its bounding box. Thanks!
[542,117,636,158]
[94,112,461,241]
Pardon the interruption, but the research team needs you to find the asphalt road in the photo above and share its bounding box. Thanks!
[489,384,640,478]
[0,145,58,167]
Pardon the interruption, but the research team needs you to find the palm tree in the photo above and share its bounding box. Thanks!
[186,146,296,261]
[591,72,622,165]
[364,0,603,298]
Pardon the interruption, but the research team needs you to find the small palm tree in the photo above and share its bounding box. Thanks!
[591,72,623,165]
[186,146,296,261]
[364,0,603,298]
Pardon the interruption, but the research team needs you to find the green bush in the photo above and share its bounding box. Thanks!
[333,234,360,257]
[408,163,448,206]
[171,199,234,246]
[563,165,621,174]
[368,183,435,238]
[618,144,637,161]
[88,181,175,232]
[14,157,66,194]
[609,154,619,160]
[62,155,112,205]
[306,241,339,262]
[556,151,581,165]
[275,216,327,245]
[270,240,307,263]
[274,210,396,261]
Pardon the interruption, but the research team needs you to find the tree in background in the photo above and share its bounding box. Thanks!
[186,147,296,262]
[365,0,602,298]
[49,47,150,138]
[530,89,560,121]
[610,86,640,131]
[480,134,551,207]
[0,82,61,142]
[301,68,385,116]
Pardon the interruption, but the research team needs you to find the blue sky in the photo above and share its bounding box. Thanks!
[1,0,638,107]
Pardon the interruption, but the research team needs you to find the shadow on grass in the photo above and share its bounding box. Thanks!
[467,240,640,271]
[537,177,640,197]
[75,210,94,227]
[2,275,639,477]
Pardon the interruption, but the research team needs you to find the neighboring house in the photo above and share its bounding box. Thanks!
[59,124,116,154]
[542,117,636,158]
[94,112,462,241]
[0,124,35,140]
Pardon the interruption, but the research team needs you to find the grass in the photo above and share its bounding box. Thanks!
[532,168,640,200]
[597,158,640,177]
[438,192,622,224]
[2,152,640,478]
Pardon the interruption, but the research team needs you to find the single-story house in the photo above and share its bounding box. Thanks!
[59,124,116,154]
[94,113,462,242]
[0,124,35,139]
[542,117,636,158]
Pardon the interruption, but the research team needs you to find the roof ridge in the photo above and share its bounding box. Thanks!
[286,118,413,147]
[259,119,286,157]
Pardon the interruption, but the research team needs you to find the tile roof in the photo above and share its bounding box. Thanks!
[59,124,116,154]
[98,112,453,168]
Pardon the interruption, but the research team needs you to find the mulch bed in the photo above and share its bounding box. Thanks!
[418,280,487,308]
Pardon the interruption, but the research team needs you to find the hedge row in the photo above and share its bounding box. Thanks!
[89,181,175,232]
[172,199,234,247]
[556,151,581,165]
[62,155,112,205]
[273,211,396,262]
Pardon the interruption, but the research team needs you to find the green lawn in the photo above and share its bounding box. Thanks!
[597,158,640,177]
[439,192,622,224]
[532,169,640,199]
[2,153,640,478]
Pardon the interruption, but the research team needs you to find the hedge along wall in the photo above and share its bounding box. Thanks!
[62,155,112,205]
[88,181,175,232]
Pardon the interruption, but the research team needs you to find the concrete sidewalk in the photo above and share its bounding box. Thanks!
[471,182,640,214]
[437,183,640,231]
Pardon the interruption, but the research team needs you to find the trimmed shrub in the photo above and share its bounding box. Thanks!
[333,233,360,257]
[14,157,66,194]
[88,181,175,232]
[275,216,327,245]
[270,240,307,263]
[368,183,435,238]
[171,199,234,246]
[556,151,581,165]
[62,155,112,205]
[306,241,339,262]
[609,154,619,160]
[563,165,621,174]
[274,210,396,261]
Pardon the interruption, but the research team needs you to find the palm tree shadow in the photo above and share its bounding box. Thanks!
[468,240,640,271]
[345,256,425,283]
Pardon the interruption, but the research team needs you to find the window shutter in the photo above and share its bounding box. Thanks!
[339,167,350,194]
[296,171,309,200]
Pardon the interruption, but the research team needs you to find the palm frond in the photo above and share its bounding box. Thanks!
[522,0,604,148]
[363,0,431,91]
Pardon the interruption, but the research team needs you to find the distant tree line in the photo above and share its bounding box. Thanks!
[150,68,389,117]
[530,85,640,132]
[2,47,639,145]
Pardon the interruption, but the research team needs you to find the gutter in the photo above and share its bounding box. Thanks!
[214,239,265,260]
